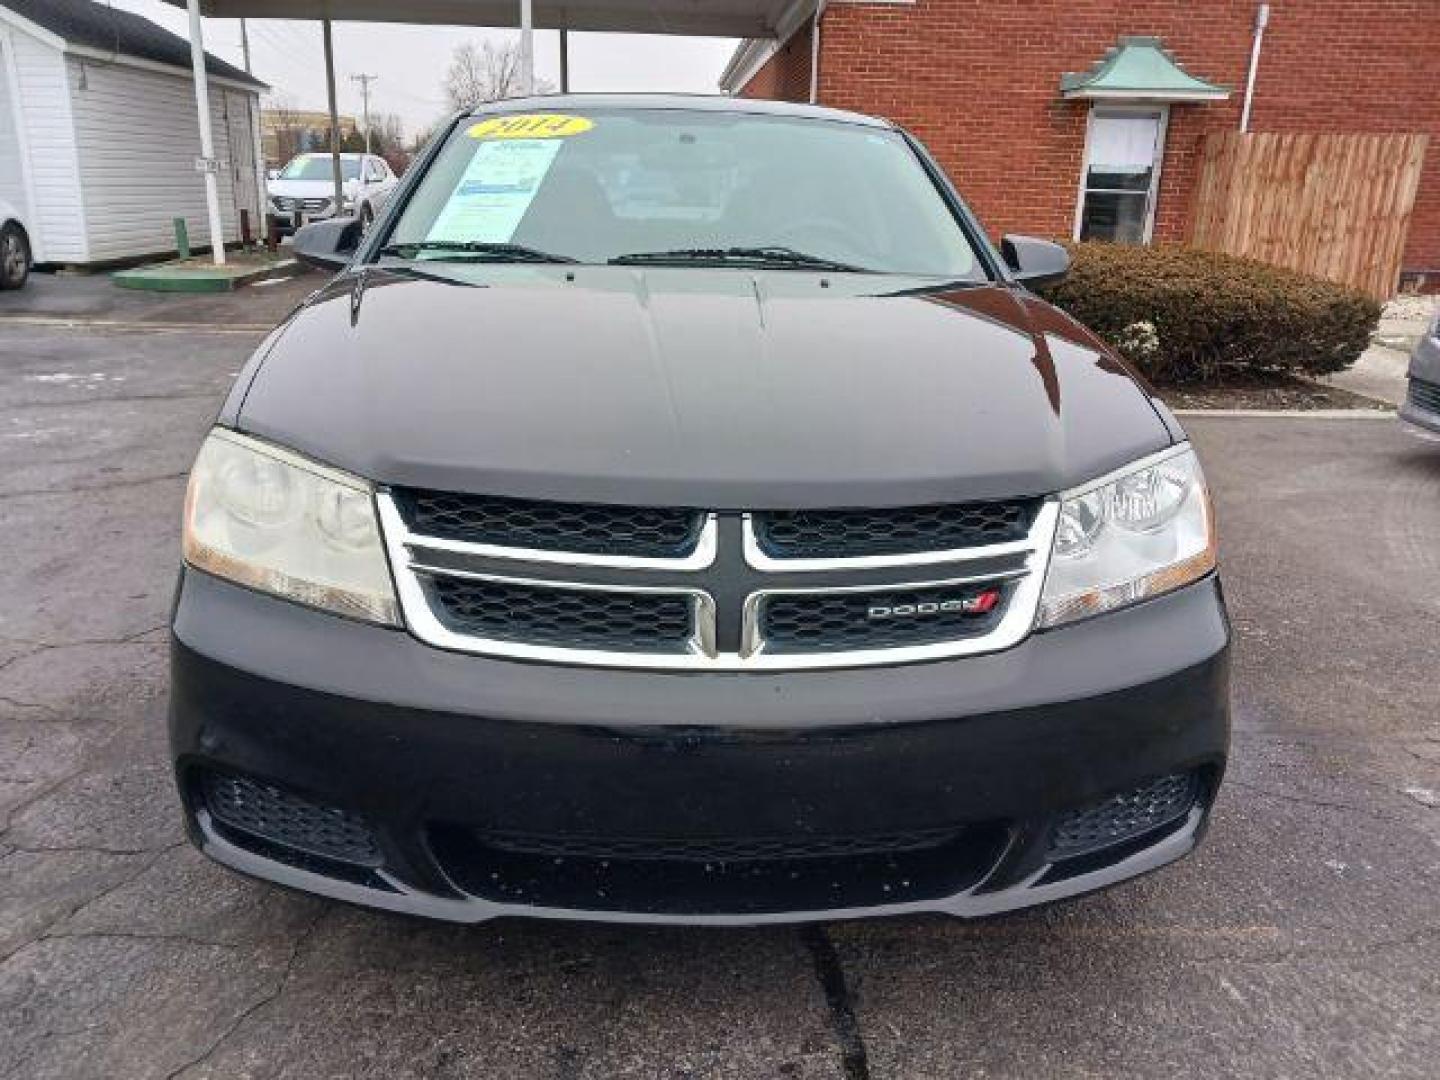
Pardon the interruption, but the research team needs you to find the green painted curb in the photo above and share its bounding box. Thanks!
[112,258,301,293]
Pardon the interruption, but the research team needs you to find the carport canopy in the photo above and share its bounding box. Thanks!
[168,1,804,37]
[165,0,807,264]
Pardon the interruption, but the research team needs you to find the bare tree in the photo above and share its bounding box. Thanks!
[367,113,411,174]
[442,41,552,110]
[370,113,406,156]
[262,93,305,166]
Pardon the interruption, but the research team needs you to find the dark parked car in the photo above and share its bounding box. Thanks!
[171,96,1229,925]
[1400,308,1440,437]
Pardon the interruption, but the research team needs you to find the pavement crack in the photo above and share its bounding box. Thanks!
[0,471,188,501]
[0,647,44,676]
[5,840,181,855]
[0,770,87,834]
[0,694,62,716]
[1224,778,1403,821]
[45,930,248,950]
[0,842,183,964]
[0,624,168,655]
[162,906,327,1080]
[0,316,273,334]
[1185,924,1440,967]
[799,925,870,1080]
[11,392,224,409]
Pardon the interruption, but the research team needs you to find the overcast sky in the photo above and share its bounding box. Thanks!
[110,1,740,137]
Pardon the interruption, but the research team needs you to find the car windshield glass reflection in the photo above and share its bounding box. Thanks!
[281,156,362,182]
[384,110,986,278]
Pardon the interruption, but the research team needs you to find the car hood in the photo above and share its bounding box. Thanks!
[268,179,345,199]
[233,266,1175,507]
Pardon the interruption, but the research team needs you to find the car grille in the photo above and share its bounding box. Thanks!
[424,574,697,653]
[429,820,1009,915]
[761,582,1008,652]
[1408,377,1440,415]
[477,824,964,862]
[272,196,332,213]
[1047,772,1198,860]
[393,488,705,558]
[752,500,1039,558]
[380,490,1056,671]
[201,771,380,866]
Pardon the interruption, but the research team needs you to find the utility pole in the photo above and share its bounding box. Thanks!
[350,73,377,154]
[239,18,252,73]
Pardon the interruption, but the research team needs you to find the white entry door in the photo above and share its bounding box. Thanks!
[1074,107,1169,244]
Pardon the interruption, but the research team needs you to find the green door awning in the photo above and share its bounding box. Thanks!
[1061,36,1229,102]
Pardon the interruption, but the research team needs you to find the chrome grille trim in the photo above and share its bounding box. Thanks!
[742,513,1037,572]
[398,512,719,570]
[739,568,1036,668]
[378,493,1060,671]
[407,565,716,666]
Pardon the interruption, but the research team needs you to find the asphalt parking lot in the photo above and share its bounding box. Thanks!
[1,276,1437,1079]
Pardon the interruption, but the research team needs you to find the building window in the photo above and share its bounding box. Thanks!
[1075,107,1168,244]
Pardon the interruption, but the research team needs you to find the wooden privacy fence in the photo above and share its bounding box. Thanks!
[1189,131,1430,301]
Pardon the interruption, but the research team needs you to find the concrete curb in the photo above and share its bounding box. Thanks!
[1174,408,1395,419]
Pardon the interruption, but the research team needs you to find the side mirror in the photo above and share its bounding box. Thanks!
[1001,235,1070,288]
[292,217,363,272]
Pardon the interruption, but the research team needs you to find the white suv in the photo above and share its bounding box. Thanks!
[267,153,400,234]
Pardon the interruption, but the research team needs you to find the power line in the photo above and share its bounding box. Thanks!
[249,23,324,94]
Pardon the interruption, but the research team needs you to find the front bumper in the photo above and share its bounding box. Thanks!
[1400,333,1440,435]
[170,568,1231,925]
[268,201,344,234]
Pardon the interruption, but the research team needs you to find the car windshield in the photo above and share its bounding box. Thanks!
[382,109,985,277]
[281,156,361,181]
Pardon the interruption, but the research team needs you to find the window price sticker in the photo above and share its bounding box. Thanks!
[426,138,565,243]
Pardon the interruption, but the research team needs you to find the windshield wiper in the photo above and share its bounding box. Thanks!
[378,240,578,264]
[609,246,867,273]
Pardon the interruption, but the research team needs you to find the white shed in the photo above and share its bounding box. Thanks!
[0,0,266,266]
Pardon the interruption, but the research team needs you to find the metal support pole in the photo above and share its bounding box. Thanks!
[559,28,569,93]
[1240,3,1270,133]
[186,0,226,265]
[322,18,343,209]
[809,0,826,105]
[239,12,263,232]
[519,0,535,96]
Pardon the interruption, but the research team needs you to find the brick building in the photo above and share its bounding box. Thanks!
[721,0,1439,285]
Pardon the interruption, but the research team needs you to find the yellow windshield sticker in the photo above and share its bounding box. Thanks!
[468,114,594,140]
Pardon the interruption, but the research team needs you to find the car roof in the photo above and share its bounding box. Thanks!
[467,93,894,130]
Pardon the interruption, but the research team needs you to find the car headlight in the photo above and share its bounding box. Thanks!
[183,429,400,625]
[1039,446,1216,628]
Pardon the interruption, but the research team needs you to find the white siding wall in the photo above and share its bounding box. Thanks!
[67,55,259,262]
[0,33,28,215]
[9,30,85,262]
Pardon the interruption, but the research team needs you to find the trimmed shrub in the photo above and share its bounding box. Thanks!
[1035,244,1381,384]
